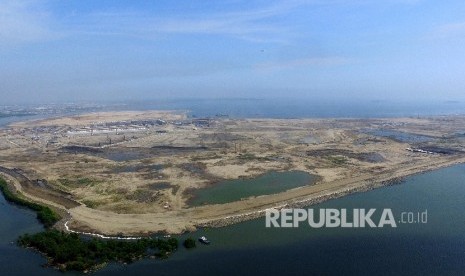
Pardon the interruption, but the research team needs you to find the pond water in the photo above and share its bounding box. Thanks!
[363,129,434,143]
[187,171,318,206]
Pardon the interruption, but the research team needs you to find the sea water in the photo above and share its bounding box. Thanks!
[95,164,465,276]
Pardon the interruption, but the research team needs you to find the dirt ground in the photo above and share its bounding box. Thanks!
[1,111,465,235]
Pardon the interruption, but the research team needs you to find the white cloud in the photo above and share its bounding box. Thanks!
[0,0,426,47]
[67,0,308,43]
[64,0,422,43]
[0,0,303,47]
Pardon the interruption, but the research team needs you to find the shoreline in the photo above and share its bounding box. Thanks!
[3,111,465,236]
[2,156,463,236]
[64,156,465,236]
[196,158,463,230]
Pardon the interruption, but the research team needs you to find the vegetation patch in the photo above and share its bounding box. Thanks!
[236,153,280,163]
[326,155,348,166]
[179,162,207,175]
[183,237,196,249]
[171,185,180,195]
[58,177,100,188]
[191,153,222,161]
[238,153,255,160]
[81,199,102,209]
[146,182,172,191]
[125,189,158,203]
[17,230,178,272]
[1,177,180,273]
[308,149,385,163]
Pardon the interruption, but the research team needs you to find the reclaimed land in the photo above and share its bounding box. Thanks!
[1,111,465,235]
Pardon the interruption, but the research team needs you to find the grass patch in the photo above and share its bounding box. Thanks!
[326,155,348,166]
[125,190,156,203]
[81,199,101,209]
[237,153,272,162]
[191,153,222,161]
[58,177,99,188]
[171,185,180,195]
[238,153,258,160]
[77,178,94,185]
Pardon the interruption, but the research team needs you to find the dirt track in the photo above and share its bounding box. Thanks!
[0,166,80,209]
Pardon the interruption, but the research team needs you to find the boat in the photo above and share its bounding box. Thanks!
[198,236,211,245]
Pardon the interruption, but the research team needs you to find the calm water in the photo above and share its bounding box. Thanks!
[0,192,61,276]
[2,99,465,129]
[124,98,465,118]
[2,164,465,275]
[363,129,435,143]
[0,114,42,128]
[187,171,316,206]
[98,164,465,276]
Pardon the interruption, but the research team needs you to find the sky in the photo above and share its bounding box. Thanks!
[1,0,465,104]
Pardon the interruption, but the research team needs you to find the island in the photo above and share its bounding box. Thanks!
[1,110,465,237]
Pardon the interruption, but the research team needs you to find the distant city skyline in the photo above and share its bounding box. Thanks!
[1,0,465,104]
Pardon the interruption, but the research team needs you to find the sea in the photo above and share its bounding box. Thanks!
[1,98,465,275]
[110,98,465,118]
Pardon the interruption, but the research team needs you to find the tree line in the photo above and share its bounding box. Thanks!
[18,230,179,272]
[0,178,60,227]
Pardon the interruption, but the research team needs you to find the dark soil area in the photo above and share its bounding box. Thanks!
[307,149,386,163]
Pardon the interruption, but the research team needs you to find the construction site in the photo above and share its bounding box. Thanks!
[1,110,465,235]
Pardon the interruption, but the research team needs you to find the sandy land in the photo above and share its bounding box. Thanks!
[64,155,465,235]
[1,111,465,235]
[10,110,186,128]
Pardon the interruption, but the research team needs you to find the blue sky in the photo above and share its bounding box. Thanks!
[1,0,465,104]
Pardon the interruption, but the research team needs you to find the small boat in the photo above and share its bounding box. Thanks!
[198,236,211,245]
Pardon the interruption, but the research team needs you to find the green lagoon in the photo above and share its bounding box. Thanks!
[187,171,317,206]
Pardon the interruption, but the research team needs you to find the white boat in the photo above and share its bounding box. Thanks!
[198,236,210,244]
